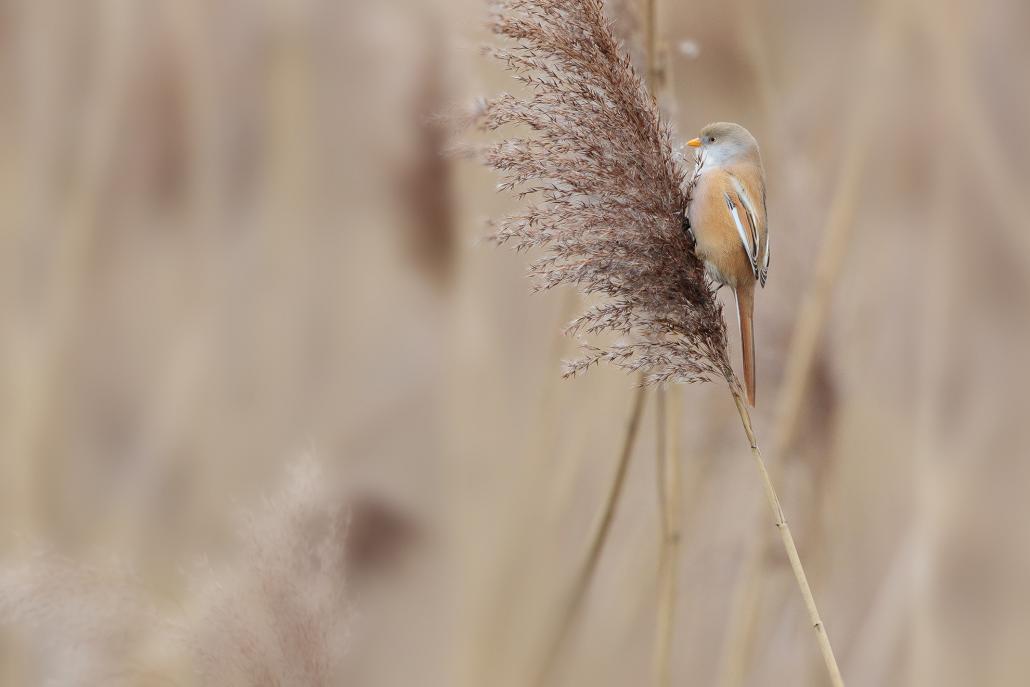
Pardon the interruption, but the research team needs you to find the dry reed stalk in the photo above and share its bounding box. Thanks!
[717,549,764,687]
[769,0,902,467]
[531,4,675,667]
[908,65,960,685]
[529,289,583,466]
[87,0,220,558]
[654,387,668,540]
[653,385,681,687]
[535,383,647,685]
[717,2,903,680]
[846,533,914,685]
[917,0,1030,260]
[476,2,843,684]
[730,385,845,687]
[4,0,137,542]
[460,291,591,687]
[848,83,965,683]
[639,2,682,681]
[731,0,776,122]
[718,78,874,685]
[643,0,661,93]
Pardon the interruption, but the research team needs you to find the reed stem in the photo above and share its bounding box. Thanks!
[640,1,679,678]
[535,383,647,685]
[729,385,845,687]
[653,385,681,687]
[717,5,902,678]
[644,0,660,91]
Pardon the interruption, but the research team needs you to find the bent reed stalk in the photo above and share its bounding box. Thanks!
[729,381,844,687]
[474,1,844,684]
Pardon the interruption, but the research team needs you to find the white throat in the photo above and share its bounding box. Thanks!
[700,144,744,168]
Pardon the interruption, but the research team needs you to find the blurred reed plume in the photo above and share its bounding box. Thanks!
[179,458,352,686]
[0,553,156,686]
[476,1,843,684]
[479,0,730,387]
[0,459,353,686]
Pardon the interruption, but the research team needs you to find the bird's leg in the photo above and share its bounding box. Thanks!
[682,212,694,241]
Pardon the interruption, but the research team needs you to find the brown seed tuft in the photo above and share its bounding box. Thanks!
[477,0,731,385]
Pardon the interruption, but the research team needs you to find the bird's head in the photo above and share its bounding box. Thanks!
[687,122,760,167]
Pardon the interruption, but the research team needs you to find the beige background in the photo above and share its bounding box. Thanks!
[0,0,1028,685]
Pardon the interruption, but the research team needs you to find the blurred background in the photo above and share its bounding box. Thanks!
[0,0,1028,685]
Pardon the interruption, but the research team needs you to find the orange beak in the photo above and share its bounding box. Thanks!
[687,137,702,147]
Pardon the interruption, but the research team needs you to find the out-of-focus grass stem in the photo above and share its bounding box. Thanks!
[640,3,682,683]
[653,385,681,687]
[6,0,136,542]
[535,383,647,686]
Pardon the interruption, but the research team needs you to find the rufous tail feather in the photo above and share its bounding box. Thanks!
[734,286,756,406]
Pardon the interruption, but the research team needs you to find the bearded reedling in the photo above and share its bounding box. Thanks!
[686,123,770,406]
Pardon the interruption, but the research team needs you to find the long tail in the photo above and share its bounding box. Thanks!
[734,286,756,406]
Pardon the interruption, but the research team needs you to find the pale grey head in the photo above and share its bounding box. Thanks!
[687,122,761,168]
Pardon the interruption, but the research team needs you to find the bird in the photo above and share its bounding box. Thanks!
[686,122,769,406]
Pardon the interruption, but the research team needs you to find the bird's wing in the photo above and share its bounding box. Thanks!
[722,191,758,280]
[760,232,770,287]
[758,184,769,287]
[727,171,769,287]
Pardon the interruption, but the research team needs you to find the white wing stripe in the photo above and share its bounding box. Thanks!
[724,192,758,278]
[730,176,761,255]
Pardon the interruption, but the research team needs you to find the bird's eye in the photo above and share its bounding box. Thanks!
[709,136,716,143]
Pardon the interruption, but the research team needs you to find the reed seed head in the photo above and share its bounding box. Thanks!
[477,0,731,385]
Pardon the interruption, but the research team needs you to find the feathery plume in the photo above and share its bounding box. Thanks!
[476,3,846,685]
[0,459,353,686]
[0,552,157,686]
[180,458,352,686]
[478,0,730,386]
